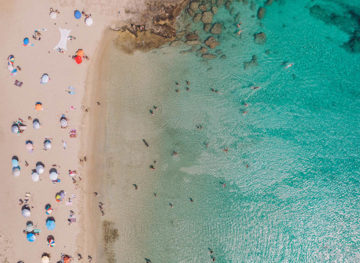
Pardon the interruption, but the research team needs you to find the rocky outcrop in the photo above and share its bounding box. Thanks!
[257,7,266,19]
[193,13,202,22]
[189,1,199,12]
[113,0,190,53]
[204,23,211,32]
[201,11,213,23]
[204,36,220,48]
[254,32,266,44]
[210,23,222,34]
[343,32,360,53]
[186,32,199,41]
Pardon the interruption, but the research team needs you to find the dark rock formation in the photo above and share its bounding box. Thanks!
[205,36,220,49]
[254,32,266,44]
[186,32,199,41]
[189,1,199,12]
[243,55,258,69]
[343,31,360,53]
[210,23,222,34]
[257,7,266,19]
[204,23,211,32]
[212,6,218,14]
[193,13,202,22]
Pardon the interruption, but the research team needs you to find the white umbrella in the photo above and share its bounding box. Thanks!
[49,171,58,181]
[26,141,34,152]
[60,117,68,128]
[85,17,93,26]
[13,167,20,177]
[36,163,44,174]
[44,140,52,150]
[41,255,50,263]
[31,171,39,182]
[50,11,57,19]
[11,124,19,134]
[25,222,34,232]
[33,119,40,129]
[40,74,49,84]
[22,208,31,217]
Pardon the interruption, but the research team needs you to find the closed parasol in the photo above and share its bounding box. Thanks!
[49,169,58,181]
[26,140,34,152]
[44,139,52,150]
[47,235,55,247]
[60,116,68,128]
[35,102,43,111]
[46,218,56,230]
[11,124,19,134]
[41,255,50,263]
[22,207,31,217]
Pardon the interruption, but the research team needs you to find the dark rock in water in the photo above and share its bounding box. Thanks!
[254,32,266,44]
[186,40,201,45]
[220,54,227,59]
[205,36,220,49]
[265,0,274,5]
[202,53,217,59]
[212,6,218,14]
[199,47,208,54]
[202,11,213,23]
[217,0,224,7]
[210,23,222,34]
[265,49,271,54]
[186,33,199,41]
[257,7,266,19]
[193,13,202,22]
[243,55,258,69]
[199,4,207,11]
[343,32,360,53]
[204,23,211,32]
[187,8,195,17]
[189,1,199,12]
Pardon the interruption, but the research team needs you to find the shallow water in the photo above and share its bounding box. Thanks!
[104,0,360,262]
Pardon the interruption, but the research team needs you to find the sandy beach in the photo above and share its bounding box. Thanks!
[0,0,141,261]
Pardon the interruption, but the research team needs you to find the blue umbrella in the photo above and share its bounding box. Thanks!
[12,159,19,168]
[46,218,55,230]
[23,37,29,46]
[74,10,81,19]
[26,232,36,242]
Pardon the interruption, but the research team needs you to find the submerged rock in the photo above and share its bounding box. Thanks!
[202,53,217,59]
[257,7,266,19]
[243,55,258,69]
[202,11,213,23]
[186,40,201,45]
[343,32,360,53]
[186,33,199,41]
[199,47,208,54]
[217,0,224,7]
[187,8,195,17]
[212,6,218,14]
[210,23,222,34]
[193,13,202,22]
[265,0,274,5]
[189,1,199,12]
[254,32,267,44]
[204,23,211,32]
[170,40,183,47]
[205,36,220,48]
[199,4,207,11]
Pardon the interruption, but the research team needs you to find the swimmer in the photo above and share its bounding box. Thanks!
[284,62,294,69]
[251,86,261,90]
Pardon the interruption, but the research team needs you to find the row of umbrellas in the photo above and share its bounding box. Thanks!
[11,115,68,134]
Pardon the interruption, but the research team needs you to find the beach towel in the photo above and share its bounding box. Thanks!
[54,28,71,51]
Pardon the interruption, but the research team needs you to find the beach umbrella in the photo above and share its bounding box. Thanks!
[40,74,49,84]
[46,218,56,230]
[85,17,93,26]
[63,255,71,263]
[8,55,15,64]
[26,140,34,152]
[49,170,58,181]
[41,255,50,263]
[22,207,31,217]
[44,139,52,150]
[31,171,40,182]
[74,55,82,64]
[7,62,14,71]
[36,163,45,174]
[35,102,43,111]
[47,236,55,247]
[13,167,20,177]
[25,222,34,232]
[33,119,40,129]
[11,124,19,134]
[50,11,57,19]
[12,158,19,168]
[45,204,53,215]
[74,10,81,19]
[76,49,84,57]
[26,232,36,242]
[23,37,29,46]
[60,116,68,128]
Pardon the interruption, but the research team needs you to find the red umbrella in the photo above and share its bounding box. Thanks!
[74,55,82,64]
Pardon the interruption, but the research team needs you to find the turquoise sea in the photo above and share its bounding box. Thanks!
[105,0,360,262]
